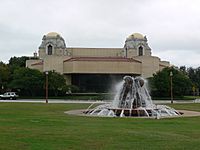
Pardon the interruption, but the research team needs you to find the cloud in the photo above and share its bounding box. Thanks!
[0,0,200,67]
[154,49,200,68]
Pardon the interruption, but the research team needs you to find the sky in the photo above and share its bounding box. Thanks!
[0,0,200,67]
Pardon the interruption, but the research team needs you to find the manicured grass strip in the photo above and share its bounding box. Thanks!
[0,103,200,150]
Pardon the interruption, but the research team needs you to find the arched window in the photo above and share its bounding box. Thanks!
[138,46,143,56]
[47,45,53,55]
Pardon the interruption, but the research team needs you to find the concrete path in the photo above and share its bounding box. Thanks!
[0,99,106,104]
[0,99,200,104]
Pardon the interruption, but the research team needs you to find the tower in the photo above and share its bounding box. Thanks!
[38,32,68,59]
[124,33,152,58]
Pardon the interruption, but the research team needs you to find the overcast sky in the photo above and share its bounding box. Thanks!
[0,0,200,67]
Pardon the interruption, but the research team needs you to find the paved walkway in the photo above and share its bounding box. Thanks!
[0,99,200,104]
[0,99,106,104]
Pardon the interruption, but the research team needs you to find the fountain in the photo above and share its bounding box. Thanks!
[85,76,181,118]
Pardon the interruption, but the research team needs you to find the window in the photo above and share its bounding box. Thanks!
[47,45,53,55]
[125,47,128,58]
[138,46,143,56]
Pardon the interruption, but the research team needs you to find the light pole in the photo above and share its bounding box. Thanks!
[170,71,173,104]
[45,71,48,104]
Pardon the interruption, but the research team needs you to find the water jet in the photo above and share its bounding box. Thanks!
[85,76,181,118]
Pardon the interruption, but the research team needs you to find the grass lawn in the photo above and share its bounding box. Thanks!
[0,103,200,150]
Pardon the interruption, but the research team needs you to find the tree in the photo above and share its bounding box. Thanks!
[179,66,187,75]
[9,68,44,96]
[9,56,30,68]
[151,67,192,97]
[151,68,170,97]
[187,67,200,95]
[8,56,30,75]
[0,62,10,93]
[47,71,67,96]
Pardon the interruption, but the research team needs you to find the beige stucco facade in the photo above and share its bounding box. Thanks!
[26,32,170,88]
[63,57,142,74]
[67,47,123,57]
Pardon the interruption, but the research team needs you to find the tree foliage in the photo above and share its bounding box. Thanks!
[9,56,33,67]
[47,71,67,96]
[151,67,192,97]
[8,56,30,75]
[9,68,44,96]
[0,62,10,92]
[187,67,200,88]
[1,56,67,97]
[8,68,67,96]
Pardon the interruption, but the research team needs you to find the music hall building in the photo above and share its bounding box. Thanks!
[26,32,169,92]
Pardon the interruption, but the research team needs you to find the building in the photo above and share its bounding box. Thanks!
[26,32,169,92]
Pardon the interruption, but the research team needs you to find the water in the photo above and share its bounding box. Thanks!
[86,76,180,118]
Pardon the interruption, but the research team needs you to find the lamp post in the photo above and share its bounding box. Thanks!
[170,71,173,104]
[45,71,48,104]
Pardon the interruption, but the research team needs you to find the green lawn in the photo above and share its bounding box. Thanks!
[0,103,200,150]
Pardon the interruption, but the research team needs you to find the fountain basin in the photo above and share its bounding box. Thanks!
[65,108,200,119]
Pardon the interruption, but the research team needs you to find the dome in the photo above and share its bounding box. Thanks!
[127,33,144,40]
[40,32,66,49]
[46,32,60,37]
